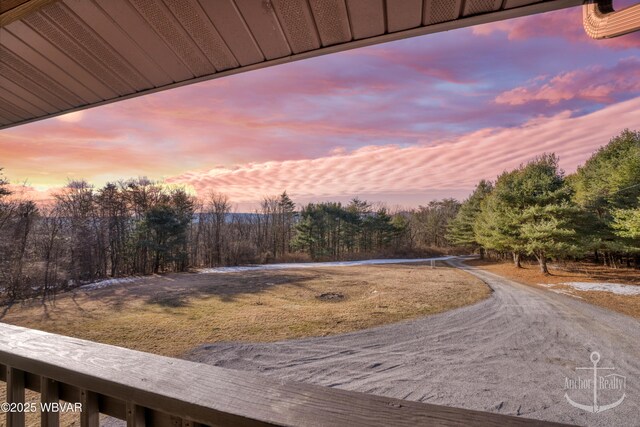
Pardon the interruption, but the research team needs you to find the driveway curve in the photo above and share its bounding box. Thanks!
[188,259,640,426]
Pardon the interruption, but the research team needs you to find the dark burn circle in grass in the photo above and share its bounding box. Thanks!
[317,292,346,302]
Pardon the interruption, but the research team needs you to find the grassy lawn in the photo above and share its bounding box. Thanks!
[1,262,490,358]
[1,263,490,427]
[467,259,640,319]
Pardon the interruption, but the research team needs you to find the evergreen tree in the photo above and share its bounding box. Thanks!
[612,203,640,255]
[474,170,527,267]
[517,154,579,274]
[447,180,493,257]
[475,154,578,273]
[613,205,640,239]
[569,129,640,264]
[277,191,296,256]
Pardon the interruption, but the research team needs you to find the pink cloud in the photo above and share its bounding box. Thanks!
[5,183,56,205]
[473,7,640,49]
[2,3,638,201]
[166,97,640,207]
[495,58,640,105]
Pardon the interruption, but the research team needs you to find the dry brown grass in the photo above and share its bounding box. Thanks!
[0,263,489,426]
[1,263,489,358]
[467,259,640,319]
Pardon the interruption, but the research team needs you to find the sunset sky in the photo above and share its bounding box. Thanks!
[1,3,639,210]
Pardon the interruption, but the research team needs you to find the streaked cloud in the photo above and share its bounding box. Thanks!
[473,2,640,49]
[1,4,639,208]
[495,58,640,106]
[166,98,640,206]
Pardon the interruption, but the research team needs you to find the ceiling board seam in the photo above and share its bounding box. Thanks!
[271,0,321,54]
[188,0,242,69]
[303,0,324,47]
[0,112,13,124]
[45,3,147,92]
[0,103,29,122]
[382,0,388,34]
[23,12,123,98]
[20,18,115,100]
[128,0,204,78]
[0,0,585,130]
[0,42,79,107]
[42,2,136,95]
[3,26,100,104]
[161,0,238,72]
[89,0,173,86]
[0,59,70,110]
[0,106,30,121]
[63,0,159,89]
[268,1,295,56]
[0,86,47,117]
[118,0,196,80]
[161,0,221,71]
[0,104,24,121]
[226,0,266,62]
[342,0,355,40]
[0,75,59,113]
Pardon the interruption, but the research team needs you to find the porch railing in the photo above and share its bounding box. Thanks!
[0,323,570,426]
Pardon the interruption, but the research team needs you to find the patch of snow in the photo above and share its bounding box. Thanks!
[80,277,140,291]
[550,289,583,299]
[198,257,453,274]
[560,282,640,296]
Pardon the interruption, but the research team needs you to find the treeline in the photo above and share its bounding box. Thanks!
[447,130,640,273]
[1,130,637,300]
[0,177,458,301]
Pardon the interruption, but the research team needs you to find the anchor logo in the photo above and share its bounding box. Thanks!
[564,352,626,413]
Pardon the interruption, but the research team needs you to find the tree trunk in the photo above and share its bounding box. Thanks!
[513,252,522,268]
[537,252,549,275]
[479,247,485,260]
[609,252,618,269]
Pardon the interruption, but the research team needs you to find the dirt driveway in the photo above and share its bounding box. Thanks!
[188,259,640,427]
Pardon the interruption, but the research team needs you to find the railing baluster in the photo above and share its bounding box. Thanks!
[6,366,26,427]
[0,323,577,427]
[79,389,99,427]
[40,376,59,427]
[126,402,146,426]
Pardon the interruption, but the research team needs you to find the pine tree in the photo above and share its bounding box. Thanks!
[475,154,579,273]
[474,170,527,267]
[448,180,493,257]
[518,154,579,274]
[612,203,640,255]
[569,129,640,264]
[277,191,296,256]
[613,205,640,239]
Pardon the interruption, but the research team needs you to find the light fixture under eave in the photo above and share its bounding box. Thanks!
[584,0,640,39]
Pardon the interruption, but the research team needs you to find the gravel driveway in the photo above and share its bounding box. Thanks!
[188,258,640,426]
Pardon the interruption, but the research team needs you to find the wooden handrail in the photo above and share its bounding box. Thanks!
[583,0,640,39]
[0,323,572,426]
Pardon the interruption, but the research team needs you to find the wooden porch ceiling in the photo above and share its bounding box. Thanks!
[0,0,585,130]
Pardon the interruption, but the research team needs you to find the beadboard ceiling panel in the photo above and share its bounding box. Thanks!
[0,0,584,129]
